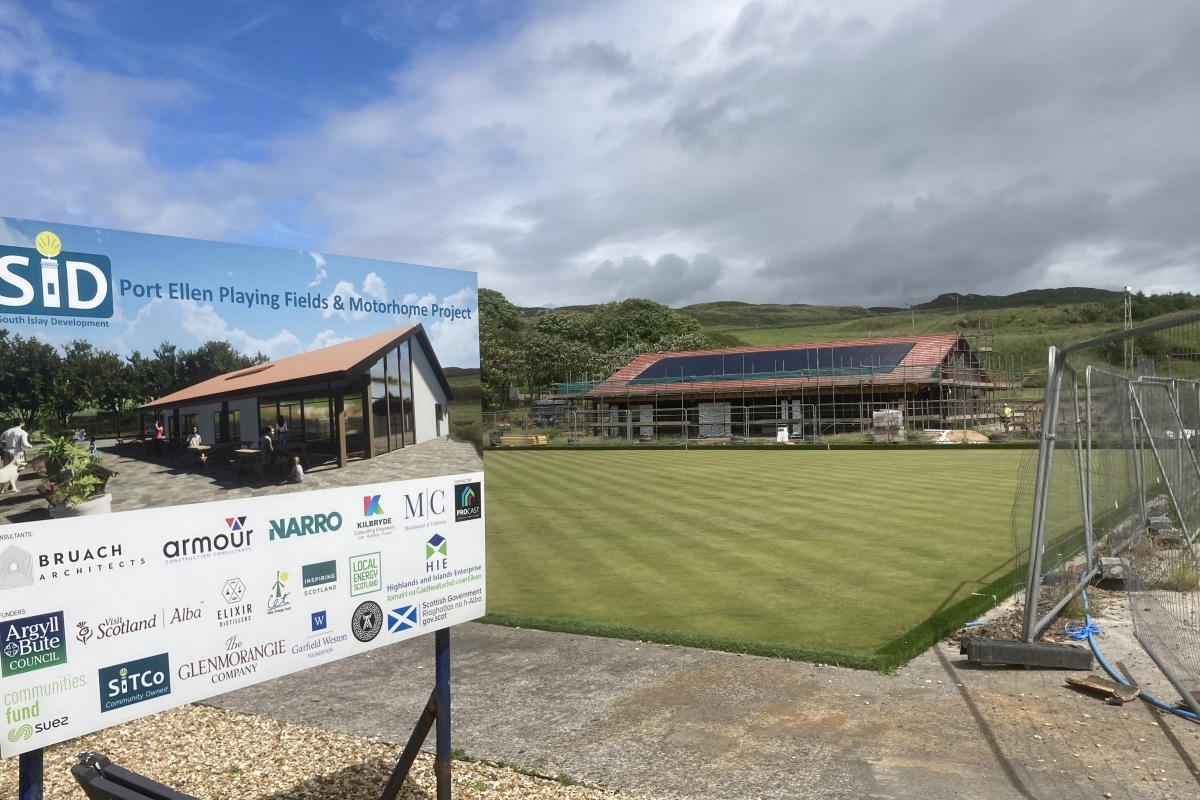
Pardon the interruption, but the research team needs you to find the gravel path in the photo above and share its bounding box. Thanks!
[0,704,650,800]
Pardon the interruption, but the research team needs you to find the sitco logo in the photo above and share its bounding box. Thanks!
[455,482,482,522]
[163,517,252,560]
[99,653,171,712]
[270,512,342,540]
[0,233,114,318]
[1,611,67,677]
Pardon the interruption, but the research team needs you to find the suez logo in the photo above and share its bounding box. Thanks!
[6,712,68,742]
[162,517,252,561]
[1,612,66,678]
[3,673,86,741]
[455,481,482,522]
[0,232,114,318]
[98,654,171,713]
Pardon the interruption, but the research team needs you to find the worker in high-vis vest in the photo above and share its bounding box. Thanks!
[1002,404,1013,432]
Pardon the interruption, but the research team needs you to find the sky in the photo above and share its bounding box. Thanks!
[0,0,1196,310]
[0,216,479,366]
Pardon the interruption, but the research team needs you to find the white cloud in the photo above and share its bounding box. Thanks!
[322,279,367,321]
[362,271,387,299]
[426,285,478,367]
[120,297,303,359]
[306,329,355,351]
[306,252,327,287]
[0,218,32,247]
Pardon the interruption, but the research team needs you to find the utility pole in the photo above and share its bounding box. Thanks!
[909,298,915,333]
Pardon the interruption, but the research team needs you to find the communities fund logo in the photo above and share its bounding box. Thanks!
[0,231,115,318]
[454,482,482,522]
[1,611,67,677]
[99,653,171,712]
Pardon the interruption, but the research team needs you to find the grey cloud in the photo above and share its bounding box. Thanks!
[588,253,724,306]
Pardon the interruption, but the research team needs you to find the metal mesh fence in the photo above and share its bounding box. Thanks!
[1018,310,1200,714]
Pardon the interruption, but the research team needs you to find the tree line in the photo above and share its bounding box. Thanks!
[479,290,733,409]
[0,331,266,433]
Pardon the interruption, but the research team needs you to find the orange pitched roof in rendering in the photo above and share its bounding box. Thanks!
[143,325,418,408]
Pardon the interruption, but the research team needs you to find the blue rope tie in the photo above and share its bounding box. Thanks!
[1063,619,1102,640]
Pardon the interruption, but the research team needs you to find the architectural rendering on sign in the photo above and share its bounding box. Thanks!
[141,325,453,468]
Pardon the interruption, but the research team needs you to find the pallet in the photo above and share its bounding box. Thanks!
[498,435,548,447]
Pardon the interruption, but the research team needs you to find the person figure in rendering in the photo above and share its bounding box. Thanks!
[288,455,303,484]
[2,420,31,467]
[259,427,275,468]
[187,427,202,448]
[276,416,288,448]
[1002,404,1013,433]
[152,419,164,456]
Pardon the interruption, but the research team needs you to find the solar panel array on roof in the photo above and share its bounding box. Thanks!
[630,342,917,383]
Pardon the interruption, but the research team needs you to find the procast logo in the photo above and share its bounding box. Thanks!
[454,482,481,522]
[0,232,114,318]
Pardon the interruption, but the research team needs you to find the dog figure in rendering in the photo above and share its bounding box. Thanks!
[0,460,19,493]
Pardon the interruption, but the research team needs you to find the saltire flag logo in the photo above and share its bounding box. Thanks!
[426,534,447,559]
[363,495,385,517]
[389,605,417,633]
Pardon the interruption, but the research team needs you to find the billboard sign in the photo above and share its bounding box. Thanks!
[0,217,483,756]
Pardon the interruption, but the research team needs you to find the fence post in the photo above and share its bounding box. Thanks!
[1069,366,1093,570]
[1022,347,1062,642]
[1129,385,1193,542]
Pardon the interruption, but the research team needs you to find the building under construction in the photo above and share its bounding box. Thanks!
[575,333,1001,440]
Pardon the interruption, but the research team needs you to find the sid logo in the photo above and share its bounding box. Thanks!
[0,232,114,318]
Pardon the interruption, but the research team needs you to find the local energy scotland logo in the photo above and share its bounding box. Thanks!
[1,611,67,677]
[0,230,114,318]
[454,481,481,522]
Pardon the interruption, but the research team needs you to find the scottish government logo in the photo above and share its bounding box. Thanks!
[0,546,33,590]
[388,606,417,633]
[351,602,383,642]
[455,482,482,522]
[99,653,171,712]
[1,611,67,677]
[0,231,115,318]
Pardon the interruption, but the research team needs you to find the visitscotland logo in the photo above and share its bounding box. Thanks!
[270,512,343,540]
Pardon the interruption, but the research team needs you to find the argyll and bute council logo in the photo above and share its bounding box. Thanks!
[454,482,481,523]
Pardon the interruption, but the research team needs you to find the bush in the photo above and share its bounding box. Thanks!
[451,418,482,453]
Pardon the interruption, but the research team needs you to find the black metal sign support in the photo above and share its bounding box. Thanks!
[380,627,452,800]
[19,747,43,800]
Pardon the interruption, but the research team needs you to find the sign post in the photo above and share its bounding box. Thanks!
[0,217,484,800]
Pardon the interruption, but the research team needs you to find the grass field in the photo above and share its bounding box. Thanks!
[485,448,1025,664]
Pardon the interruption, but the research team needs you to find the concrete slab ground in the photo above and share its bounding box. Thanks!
[210,619,1200,800]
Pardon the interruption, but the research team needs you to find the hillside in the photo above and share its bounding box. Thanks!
[915,287,1122,311]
